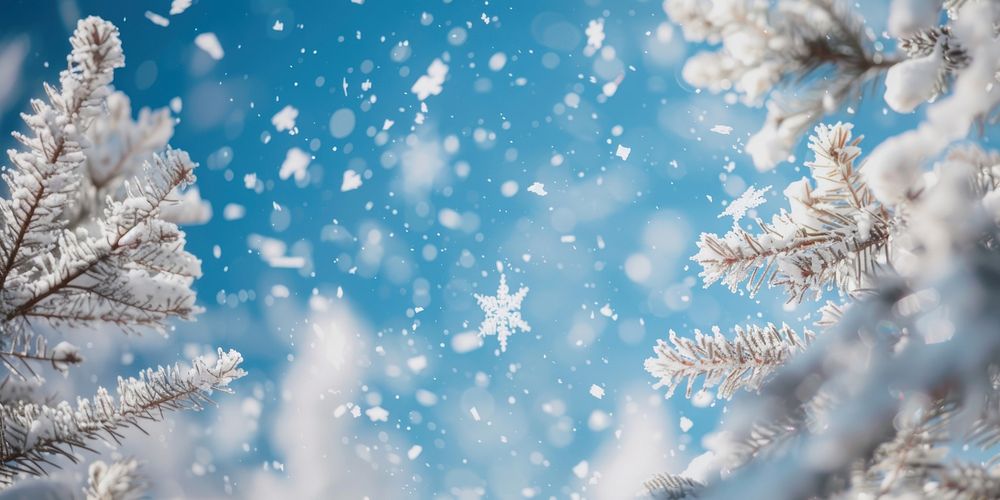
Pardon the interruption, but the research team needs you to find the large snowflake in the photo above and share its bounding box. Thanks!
[474,272,530,352]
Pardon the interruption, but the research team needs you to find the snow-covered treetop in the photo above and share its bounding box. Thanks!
[0,16,243,492]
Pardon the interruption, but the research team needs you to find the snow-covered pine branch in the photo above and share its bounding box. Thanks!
[0,331,82,379]
[666,0,895,170]
[0,349,243,482]
[639,473,703,499]
[5,148,202,332]
[645,1,1000,498]
[693,123,890,301]
[80,91,209,227]
[644,323,813,400]
[0,17,123,298]
[85,458,144,500]
[0,15,244,491]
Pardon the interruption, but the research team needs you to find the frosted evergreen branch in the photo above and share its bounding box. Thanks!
[0,330,81,379]
[4,149,201,332]
[641,473,703,499]
[700,239,1000,499]
[0,16,241,492]
[898,26,972,97]
[651,2,1000,499]
[665,0,896,169]
[0,349,244,483]
[718,391,838,470]
[85,458,145,500]
[694,123,891,301]
[926,462,1000,498]
[645,323,814,400]
[0,377,46,409]
[0,17,123,296]
[964,367,1000,451]
[850,399,956,496]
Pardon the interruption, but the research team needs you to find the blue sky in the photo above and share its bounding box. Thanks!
[0,0,946,498]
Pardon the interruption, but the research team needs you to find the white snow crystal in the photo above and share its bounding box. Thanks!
[585,19,605,54]
[415,389,439,406]
[588,410,612,431]
[406,355,427,374]
[680,416,694,432]
[341,169,363,192]
[616,144,631,161]
[573,460,590,479]
[438,208,462,230]
[589,384,605,399]
[710,124,733,135]
[602,79,620,97]
[145,11,169,27]
[223,203,245,221]
[194,33,224,60]
[469,406,481,421]
[407,445,423,460]
[474,271,531,352]
[271,105,299,133]
[272,20,284,31]
[279,148,310,182]
[411,58,449,100]
[451,331,484,353]
[692,390,714,408]
[170,0,192,15]
[248,234,306,269]
[365,406,389,422]
[599,303,614,318]
[719,185,771,225]
[488,52,507,71]
[527,182,548,196]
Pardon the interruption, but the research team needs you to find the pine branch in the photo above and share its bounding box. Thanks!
[645,323,814,400]
[0,377,45,407]
[855,399,956,497]
[642,473,703,500]
[86,458,145,500]
[0,330,81,379]
[695,123,891,301]
[0,349,244,483]
[928,462,1000,499]
[0,17,124,295]
[0,16,241,493]
[4,149,201,331]
[732,391,837,466]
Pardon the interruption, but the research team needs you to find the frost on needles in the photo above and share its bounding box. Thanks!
[0,16,243,495]
[642,1,1000,499]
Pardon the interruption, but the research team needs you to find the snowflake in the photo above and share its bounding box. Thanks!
[474,272,530,352]
[718,184,771,226]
